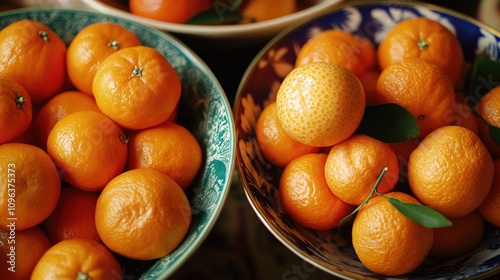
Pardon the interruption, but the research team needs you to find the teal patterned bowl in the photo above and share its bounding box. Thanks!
[0,8,235,279]
[235,1,500,279]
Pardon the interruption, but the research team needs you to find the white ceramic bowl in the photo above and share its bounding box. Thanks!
[81,0,345,45]
[234,1,500,279]
[0,8,236,279]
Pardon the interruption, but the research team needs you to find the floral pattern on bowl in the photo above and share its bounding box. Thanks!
[234,1,500,279]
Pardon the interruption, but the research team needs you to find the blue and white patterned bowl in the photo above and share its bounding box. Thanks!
[0,8,235,279]
[234,1,500,279]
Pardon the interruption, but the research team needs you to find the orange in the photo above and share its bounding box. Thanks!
[352,192,434,276]
[408,125,494,217]
[95,168,191,260]
[358,68,380,106]
[67,21,142,95]
[31,238,122,280]
[449,102,479,135]
[127,122,202,190]
[429,210,485,260]
[295,29,376,76]
[376,57,455,138]
[0,74,32,144]
[324,134,399,205]
[46,111,128,192]
[34,90,101,149]
[276,62,365,147]
[0,143,60,231]
[0,19,66,103]
[0,226,51,280]
[377,17,464,88]
[255,102,320,168]
[42,186,101,244]
[129,0,211,23]
[478,159,500,227]
[239,0,297,23]
[388,138,420,184]
[92,45,181,130]
[475,85,500,159]
[279,153,355,230]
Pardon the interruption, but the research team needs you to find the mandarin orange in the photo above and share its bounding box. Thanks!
[279,153,355,230]
[31,238,122,280]
[478,159,500,227]
[95,168,191,260]
[46,111,128,192]
[0,19,66,103]
[127,122,202,190]
[324,134,399,205]
[377,17,464,88]
[255,102,320,168]
[408,125,494,217]
[92,45,181,130]
[376,57,455,138]
[67,21,142,95]
[0,226,51,280]
[295,29,376,76]
[276,62,365,147]
[352,192,434,276]
[42,186,101,244]
[34,90,101,149]
[129,0,211,23]
[0,143,60,231]
[0,74,32,144]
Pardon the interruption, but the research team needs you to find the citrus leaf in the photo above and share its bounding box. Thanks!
[356,103,419,143]
[387,198,452,228]
[489,124,500,146]
[187,1,243,25]
[465,55,500,99]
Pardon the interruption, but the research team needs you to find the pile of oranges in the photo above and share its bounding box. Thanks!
[256,17,500,276]
[0,19,202,279]
[128,0,298,24]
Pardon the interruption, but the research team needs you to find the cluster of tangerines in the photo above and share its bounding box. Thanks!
[0,19,202,279]
[128,0,298,24]
[256,17,500,276]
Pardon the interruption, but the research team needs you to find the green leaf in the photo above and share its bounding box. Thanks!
[489,124,500,146]
[387,198,452,228]
[187,1,243,25]
[465,55,500,99]
[355,103,419,143]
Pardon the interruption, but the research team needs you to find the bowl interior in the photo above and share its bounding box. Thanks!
[0,8,235,279]
[234,1,500,279]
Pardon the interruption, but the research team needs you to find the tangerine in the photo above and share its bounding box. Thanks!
[255,102,320,168]
[376,57,455,138]
[352,192,433,276]
[408,125,494,217]
[46,111,128,192]
[95,168,191,260]
[279,153,355,230]
[276,62,365,147]
[0,19,66,103]
[92,45,181,130]
[377,17,464,88]
[0,143,60,231]
[31,238,122,280]
[0,74,32,144]
[324,134,399,205]
[295,29,376,76]
[67,21,142,95]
